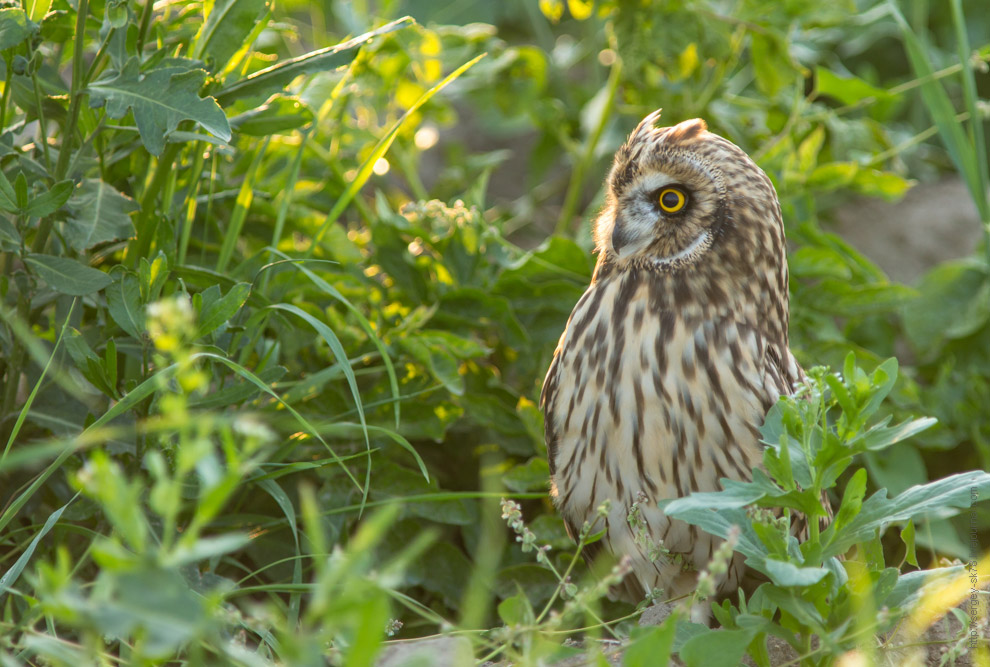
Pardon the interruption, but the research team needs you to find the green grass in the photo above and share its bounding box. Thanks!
[1,0,989,664]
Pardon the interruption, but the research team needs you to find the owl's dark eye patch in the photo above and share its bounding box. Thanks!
[656,186,688,213]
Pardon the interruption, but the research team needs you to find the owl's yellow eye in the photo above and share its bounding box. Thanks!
[658,187,687,213]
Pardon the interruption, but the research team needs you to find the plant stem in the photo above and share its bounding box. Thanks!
[554,56,623,237]
[33,0,89,254]
[130,142,181,267]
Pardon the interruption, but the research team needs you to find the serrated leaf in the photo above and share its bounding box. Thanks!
[822,471,990,558]
[25,254,111,295]
[215,16,414,105]
[106,270,144,339]
[194,0,271,71]
[193,282,250,339]
[63,179,138,251]
[88,58,231,155]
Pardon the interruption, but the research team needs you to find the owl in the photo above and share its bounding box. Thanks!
[540,110,804,608]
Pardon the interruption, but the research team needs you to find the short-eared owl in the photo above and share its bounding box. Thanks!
[541,110,803,606]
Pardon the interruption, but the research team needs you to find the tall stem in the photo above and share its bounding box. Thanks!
[34,0,89,253]
[554,57,623,237]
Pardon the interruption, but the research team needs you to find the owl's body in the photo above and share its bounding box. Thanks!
[541,112,803,604]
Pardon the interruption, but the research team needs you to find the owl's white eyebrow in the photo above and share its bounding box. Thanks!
[631,172,677,195]
[651,230,712,268]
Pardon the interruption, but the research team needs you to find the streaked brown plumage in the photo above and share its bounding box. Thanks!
[541,110,804,607]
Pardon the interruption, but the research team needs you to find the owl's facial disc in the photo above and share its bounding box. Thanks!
[609,170,712,265]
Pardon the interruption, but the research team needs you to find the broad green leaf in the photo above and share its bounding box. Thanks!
[0,8,35,50]
[193,282,250,339]
[502,458,550,493]
[25,254,111,295]
[22,180,72,218]
[623,619,677,667]
[680,627,756,667]
[92,567,207,657]
[832,468,867,534]
[194,0,271,71]
[228,95,314,135]
[497,592,534,626]
[0,169,17,212]
[63,179,138,251]
[215,16,415,105]
[763,558,829,587]
[815,67,894,106]
[751,32,788,97]
[163,533,251,566]
[88,59,231,155]
[822,471,990,558]
[902,259,990,351]
[106,269,144,339]
[0,215,20,247]
[851,168,913,201]
[807,161,858,190]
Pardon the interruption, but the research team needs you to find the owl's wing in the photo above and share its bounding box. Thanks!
[540,341,564,477]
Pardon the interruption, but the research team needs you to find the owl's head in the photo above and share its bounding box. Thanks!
[594,110,785,284]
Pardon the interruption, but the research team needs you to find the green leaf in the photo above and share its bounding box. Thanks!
[497,592,535,626]
[815,67,894,106]
[93,567,208,657]
[63,179,138,251]
[0,498,72,600]
[762,558,829,587]
[106,270,144,339]
[622,618,677,667]
[900,520,918,567]
[822,470,990,558]
[0,215,20,247]
[0,8,36,50]
[750,32,788,97]
[0,169,17,212]
[194,0,271,71]
[164,533,251,566]
[24,254,111,295]
[215,16,415,105]
[88,58,231,155]
[502,458,550,493]
[193,282,250,339]
[831,467,867,534]
[902,259,990,352]
[228,94,314,135]
[852,416,937,452]
[22,180,73,218]
[680,627,756,667]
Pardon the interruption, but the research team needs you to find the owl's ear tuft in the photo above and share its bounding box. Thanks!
[668,118,708,142]
[630,108,663,143]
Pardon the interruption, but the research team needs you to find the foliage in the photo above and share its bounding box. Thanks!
[0,0,988,664]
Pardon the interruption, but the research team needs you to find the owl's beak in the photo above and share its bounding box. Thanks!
[608,210,650,258]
